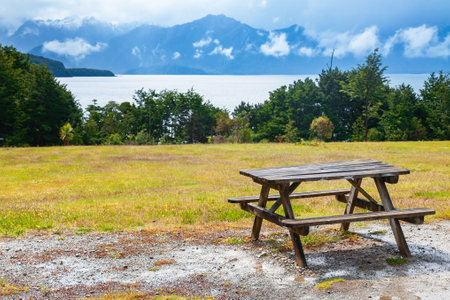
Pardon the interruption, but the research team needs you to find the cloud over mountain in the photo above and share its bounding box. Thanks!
[43,38,107,59]
[1,15,448,74]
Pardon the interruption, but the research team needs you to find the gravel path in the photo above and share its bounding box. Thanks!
[0,221,449,299]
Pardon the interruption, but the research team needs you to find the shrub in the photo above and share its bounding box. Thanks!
[310,116,334,141]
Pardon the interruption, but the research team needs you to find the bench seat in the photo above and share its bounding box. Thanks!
[281,208,435,228]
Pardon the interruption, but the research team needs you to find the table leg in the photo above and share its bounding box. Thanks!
[251,184,270,240]
[280,184,307,267]
[341,178,362,231]
[374,177,411,257]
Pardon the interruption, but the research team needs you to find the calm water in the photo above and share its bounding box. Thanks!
[57,74,430,112]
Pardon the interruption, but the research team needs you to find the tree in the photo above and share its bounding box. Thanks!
[419,71,449,140]
[318,67,354,141]
[341,49,388,141]
[133,89,217,144]
[255,78,323,141]
[0,45,82,146]
[379,85,425,141]
[214,110,233,137]
[60,123,74,145]
[310,116,334,140]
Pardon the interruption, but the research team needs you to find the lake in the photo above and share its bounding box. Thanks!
[57,74,430,112]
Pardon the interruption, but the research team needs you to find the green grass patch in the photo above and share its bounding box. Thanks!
[224,237,246,244]
[315,278,345,290]
[75,227,92,235]
[414,191,450,199]
[369,230,387,235]
[386,257,408,265]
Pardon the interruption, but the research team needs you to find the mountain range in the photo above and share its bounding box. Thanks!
[1,15,449,74]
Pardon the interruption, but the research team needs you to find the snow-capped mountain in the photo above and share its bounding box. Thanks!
[2,15,448,74]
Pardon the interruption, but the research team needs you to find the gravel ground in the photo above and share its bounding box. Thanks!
[0,221,449,299]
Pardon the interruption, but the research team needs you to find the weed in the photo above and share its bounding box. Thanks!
[153,259,176,266]
[369,230,387,235]
[148,266,159,272]
[224,237,246,244]
[0,278,29,295]
[315,278,345,290]
[75,227,92,235]
[386,257,408,265]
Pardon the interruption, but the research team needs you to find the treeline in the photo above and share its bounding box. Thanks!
[0,45,448,146]
[0,45,82,146]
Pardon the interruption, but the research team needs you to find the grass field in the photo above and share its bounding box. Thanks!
[0,141,448,236]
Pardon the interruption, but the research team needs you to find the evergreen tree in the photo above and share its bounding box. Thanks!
[341,49,388,141]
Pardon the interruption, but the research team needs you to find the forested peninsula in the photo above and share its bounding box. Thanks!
[29,54,114,77]
[0,45,448,146]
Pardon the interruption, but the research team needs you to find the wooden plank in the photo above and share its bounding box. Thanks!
[251,184,270,240]
[261,167,409,183]
[250,162,398,177]
[280,184,307,267]
[341,178,362,231]
[244,164,403,182]
[267,182,300,213]
[281,208,435,227]
[374,177,412,258]
[336,195,384,212]
[228,188,351,203]
[240,159,381,176]
[384,176,399,184]
[335,195,426,224]
[241,203,309,236]
[240,160,410,183]
[347,179,378,204]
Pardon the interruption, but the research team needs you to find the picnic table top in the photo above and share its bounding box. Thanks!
[240,159,410,183]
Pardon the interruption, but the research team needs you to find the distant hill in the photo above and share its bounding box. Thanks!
[1,15,448,74]
[29,54,114,77]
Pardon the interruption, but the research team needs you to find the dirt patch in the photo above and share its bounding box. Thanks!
[0,221,449,299]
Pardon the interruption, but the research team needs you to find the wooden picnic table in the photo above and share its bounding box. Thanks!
[228,159,435,267]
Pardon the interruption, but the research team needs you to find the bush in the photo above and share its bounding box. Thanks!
[135,130,153,145]
[105,133,124,145]
[367,128,384,141]
[212,135,226,144]
[310,116,334,141]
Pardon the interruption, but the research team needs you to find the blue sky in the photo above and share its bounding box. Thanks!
[1,0,449,32]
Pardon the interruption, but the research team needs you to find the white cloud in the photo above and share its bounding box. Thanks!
[260,0,267,8]
[297,46,318,57]
[308,26,381,58]
[383,25,449,58]
[347,26,380,56]
[209,45,234,59]
[42,37,106,59]
[193,37,212,48]
[131,46,143,66]
[172,51,181,59]
[194,49,202,58]
[427,34,450,57]
[401,25,436,57]
[131,46,140,56]
[20,26,39,36]
[260,32,290,57]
